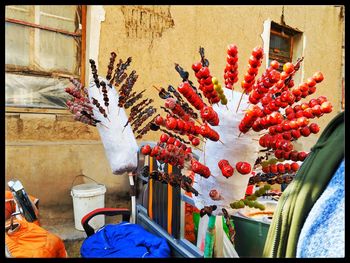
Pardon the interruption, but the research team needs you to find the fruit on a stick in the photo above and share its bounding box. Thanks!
[236,162,252,175]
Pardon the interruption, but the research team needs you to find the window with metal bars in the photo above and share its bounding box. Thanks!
[5,5,86,110]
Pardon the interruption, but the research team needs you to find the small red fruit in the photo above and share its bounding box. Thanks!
[283,62,294,74]
[160,133,169,143]
[167,137,176,144]
[274,149,284,159]
[280,71,289,80]
[249,55,261,68]
[174,140,182,148]
[262,166,270,173]
[309,99,319,108]
[192,62,202,72]
[155,116,164,126]
[299,83,309,92]
[290,151,299,162]
[317,96,328,105]
[252,46,263,59]
[166,117,177,130]
[291,129,301,139]
[277,163,285,174]
[309,123,320,134]
[227,55,238,65]
[244,73,255,83]
[284,163,291,172]
[270,164,278,174]
[289,120,298,130]
[303,108,314,118]
[222,165,234,178]
[270,60,280,70]
[185,147,192,154]
[191,137,200,146]
[320,101,333,113]
[236,162,252,175]
[141,145,152,155]
[300,126,311,137]
[306,77,316,87]
[298,152,308,161]
[312,71,324,83]
[284,151,291,160]
[292,87,302,97]
[227,44,238,56]
[291,162,300,172]
[282,131,292,140]
[312,105,322,116]
[247,65,259,75]
[308,86,316,95]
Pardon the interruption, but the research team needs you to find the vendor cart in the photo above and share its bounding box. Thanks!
[81,142,270,258]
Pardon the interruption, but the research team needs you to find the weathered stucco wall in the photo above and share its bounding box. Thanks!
[5,5,344,208]
[5,112,130,207]
[98,5,344,150]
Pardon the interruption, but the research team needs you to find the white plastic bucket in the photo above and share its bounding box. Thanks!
[71,183,107,231]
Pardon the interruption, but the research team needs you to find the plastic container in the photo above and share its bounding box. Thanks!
[232,214,270,257]
[71,183,107,231]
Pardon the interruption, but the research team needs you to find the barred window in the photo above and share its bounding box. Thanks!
[5,5,86,109]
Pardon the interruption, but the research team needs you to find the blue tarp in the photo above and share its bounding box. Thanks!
[81,222,171,258]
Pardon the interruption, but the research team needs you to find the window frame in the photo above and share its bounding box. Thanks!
[268,21,302,71]
[5,5,87,114]
[269,29,294,65]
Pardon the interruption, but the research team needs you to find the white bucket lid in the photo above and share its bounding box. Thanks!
[71,183,106,198]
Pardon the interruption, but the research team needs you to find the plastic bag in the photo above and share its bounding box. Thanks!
[192,90,259,216]
[196,215,239,258]
[88,78,138,174]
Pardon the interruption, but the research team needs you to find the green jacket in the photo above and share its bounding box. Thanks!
[263,111,345,258]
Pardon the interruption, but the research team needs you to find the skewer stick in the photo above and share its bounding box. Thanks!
[107,106,110,114]
[118,107,121,115]
[225,105,229,110]
[194,118,203,126]
[197,137,206,143]
[236,91,244,113]
[203,145,206,164]
[193,146,203,152]
[218,139,225,145]
[98,122,109,129]
[106,116,111,122]
[238,132,242,138]
[152,85,161,92]
[258,132,268,136]
[122,126,126,133]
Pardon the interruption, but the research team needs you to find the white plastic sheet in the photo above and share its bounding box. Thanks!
[88,78,138,174]
[192,90,259,216]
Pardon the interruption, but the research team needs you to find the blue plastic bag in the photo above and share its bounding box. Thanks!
[81,222,170,258]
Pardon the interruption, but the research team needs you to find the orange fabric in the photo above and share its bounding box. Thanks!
[5,217,67,258]
[184,203,196,243]
[167,165,173,235]
[148,157,153,219]
[5,191,16,220]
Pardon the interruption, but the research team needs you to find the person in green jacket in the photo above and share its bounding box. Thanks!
[262,111,344,258]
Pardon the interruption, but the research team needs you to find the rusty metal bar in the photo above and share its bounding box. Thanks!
[5,18,81,37]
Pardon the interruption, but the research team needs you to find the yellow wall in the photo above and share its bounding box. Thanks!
[5,112,129,207]
[98,5,344,150]
[5,5,344,207]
